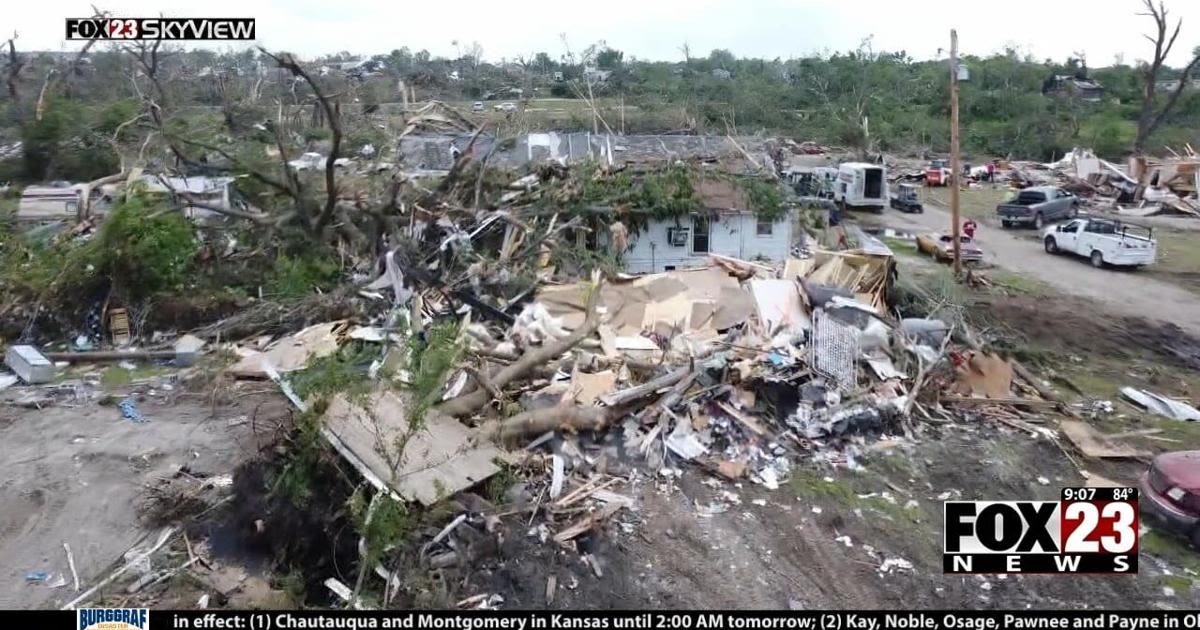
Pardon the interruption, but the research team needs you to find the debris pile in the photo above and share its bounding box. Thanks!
[184,215,1080,607]
[0,124,1119,609]
[1008,147,1200,218]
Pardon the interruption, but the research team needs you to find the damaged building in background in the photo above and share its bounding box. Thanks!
[397,130,795,273]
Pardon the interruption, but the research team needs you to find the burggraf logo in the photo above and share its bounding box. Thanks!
[78,608,149,630]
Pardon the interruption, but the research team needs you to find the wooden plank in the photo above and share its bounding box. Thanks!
[941,395,1058,408]
[324,392,502,505]
[1058,420,1150,459]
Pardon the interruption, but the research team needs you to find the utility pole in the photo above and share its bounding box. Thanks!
[949,29,963,275]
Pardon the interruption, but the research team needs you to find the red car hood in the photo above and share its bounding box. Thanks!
[1153,450,1200,490]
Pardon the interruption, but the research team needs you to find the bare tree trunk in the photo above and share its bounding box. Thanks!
[5,34,26,104]
[1133,0,1200,154]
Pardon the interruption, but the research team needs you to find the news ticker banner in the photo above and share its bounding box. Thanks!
[9,609,1198,630]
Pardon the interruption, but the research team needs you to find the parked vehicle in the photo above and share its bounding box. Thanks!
[833,162,887,214]
[787,167,838,199]
[925,159,950,187]
[1042,218,1156,269]
[1140,450,1200,548]
[495,102,517,112]
[997,186,1077,228]
[889,183,923,213]
[471,101,485,112]
[915,232,984,263]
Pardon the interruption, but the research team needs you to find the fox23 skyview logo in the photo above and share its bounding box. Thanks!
[78,608,149,630]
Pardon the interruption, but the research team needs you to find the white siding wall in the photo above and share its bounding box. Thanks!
[622,211,793,274]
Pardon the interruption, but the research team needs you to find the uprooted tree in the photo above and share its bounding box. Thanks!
[1133,0,1200,154]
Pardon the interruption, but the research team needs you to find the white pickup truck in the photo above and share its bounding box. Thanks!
[1042,218,1156,269]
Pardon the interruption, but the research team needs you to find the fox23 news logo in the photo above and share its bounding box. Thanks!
[66,18,255,41]
[943,487,1138,574]
[78,608,149,630]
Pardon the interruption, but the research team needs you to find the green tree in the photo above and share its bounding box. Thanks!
[596,48,624,70]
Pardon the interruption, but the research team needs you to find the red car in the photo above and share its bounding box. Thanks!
[1140,450,1200,547]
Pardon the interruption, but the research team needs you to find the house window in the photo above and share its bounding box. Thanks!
[756,218,773,236]
[692,215,710,253]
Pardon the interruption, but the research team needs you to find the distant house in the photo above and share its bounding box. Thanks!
[552,71,565,82]
[583,67,612,83]
[1155,78,1200,92]
[1044,75,1105,102]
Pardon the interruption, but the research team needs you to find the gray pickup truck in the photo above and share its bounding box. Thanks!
[997,186,1078,229]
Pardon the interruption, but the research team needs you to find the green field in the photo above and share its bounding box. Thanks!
[1143,228,1200,296]
[925,186,1011,221]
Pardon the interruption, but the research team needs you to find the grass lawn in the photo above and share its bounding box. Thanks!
[882,236,919,257]
[925,186,1012,221]
[1142,228,1200,296]
[987,269,1054,297]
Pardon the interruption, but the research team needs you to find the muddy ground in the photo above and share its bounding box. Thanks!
[0,375,284,609]
[468,429,1186,610]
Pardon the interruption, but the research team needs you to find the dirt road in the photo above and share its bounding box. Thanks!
[870,204,1200,337]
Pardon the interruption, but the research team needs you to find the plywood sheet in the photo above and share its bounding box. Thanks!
[1059,420,1150,459]
[323,392,502,505]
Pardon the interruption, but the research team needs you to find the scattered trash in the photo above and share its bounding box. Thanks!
[5,345,55,384]
[878,558,914,574]
[119,398,147,424]
[1120,387,1200,422]
[228,321,349,379]
[25,571,50,584]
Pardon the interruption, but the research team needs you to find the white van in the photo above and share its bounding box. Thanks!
[834,162,888,213]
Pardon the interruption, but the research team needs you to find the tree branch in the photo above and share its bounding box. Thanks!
[5,32,26,103]
[169,193,275,225]
[259,48,342,232]
[436,275,604,417]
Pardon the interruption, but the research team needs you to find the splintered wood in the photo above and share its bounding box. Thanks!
[553,503,625,544]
